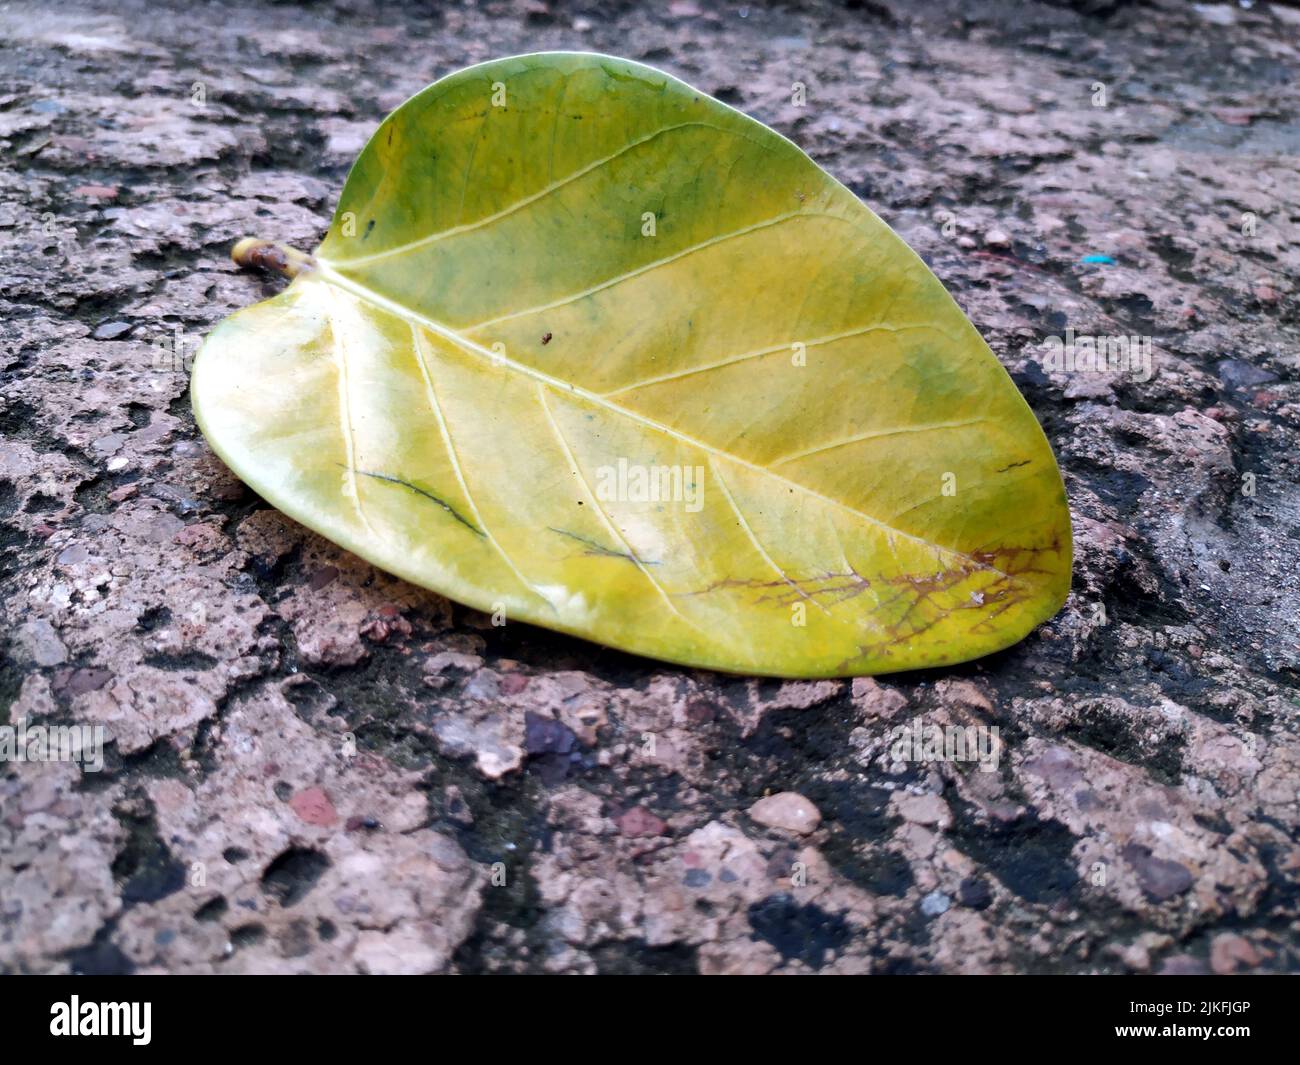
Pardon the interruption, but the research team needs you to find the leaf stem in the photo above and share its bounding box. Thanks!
[231,237,315,279]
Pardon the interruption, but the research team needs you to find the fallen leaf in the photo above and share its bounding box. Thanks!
[193,53,1072,677]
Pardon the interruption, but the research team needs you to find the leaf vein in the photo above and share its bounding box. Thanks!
[323,300,376,536]
[772,417,990,467]
[326,122,737,269]
[465,208,834,333]
[313,263,1017,582]
[602,322,958,397]
[409,323,551,607]
[709,456,831,616]
[536,384,709,634]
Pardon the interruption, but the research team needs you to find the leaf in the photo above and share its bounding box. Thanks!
[192,52,1072,678]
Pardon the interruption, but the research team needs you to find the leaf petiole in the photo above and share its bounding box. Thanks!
[231,237,315,279]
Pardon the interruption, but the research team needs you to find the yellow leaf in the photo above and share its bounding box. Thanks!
[193,53,1072,677]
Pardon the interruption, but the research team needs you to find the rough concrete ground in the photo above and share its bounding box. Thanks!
[1,0,1297,974]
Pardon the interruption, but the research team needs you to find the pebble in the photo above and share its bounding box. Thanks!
[289,786,338,828]
[17,619,68,666]
[958,876,992,910]
[1210,933,1260,974]
[74,184,118,201]
[897,791,952,828]
[850,677,907,719]
[616,805,666,838]
[443,784,474,827]
[55,667,113,697]
[92,320,133,340]
[524,711,576,756]
[56,544,90,565]
[921,891,951,916]
[1216,358,1277,390]
[748,791,822,835]
[1122,843,1194,901]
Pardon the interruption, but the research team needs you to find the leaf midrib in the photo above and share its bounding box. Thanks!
[311,259,1018,582]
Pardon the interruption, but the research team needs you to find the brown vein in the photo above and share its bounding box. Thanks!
[709,456,831,616]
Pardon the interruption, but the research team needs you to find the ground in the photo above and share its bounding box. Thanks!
[1,0,1298,975]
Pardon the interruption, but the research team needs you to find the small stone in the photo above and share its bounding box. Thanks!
[499,671,529,695]
[920,891,951,916]
[386,791,428,833]
[933,678,995,714]
[896,791,952,828]
[958,876,992,910]
[1159,954,1210,976]
[1194,3,1236,26]
[1216,358,1277,391]
[748,791,822,835]
[1210,933,1260,974]
[851,677,907,719]
[92,321,133,340]
[1122,843,1194,901]
[308,565,339,590]
[1212,107,1253,125]
[616,805,666,838]
[91,432,126,456]
[73,184,119,201]
[289,786,338,828]
[354,928,441,975]
[983,227,1011,248]
[16,619,68,667]
[524,711,576,756]
[54,666,114,698]
[443,785,474,827]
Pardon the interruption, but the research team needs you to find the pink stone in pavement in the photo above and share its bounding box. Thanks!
[290,786,338,827]
[616,806,666,838]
